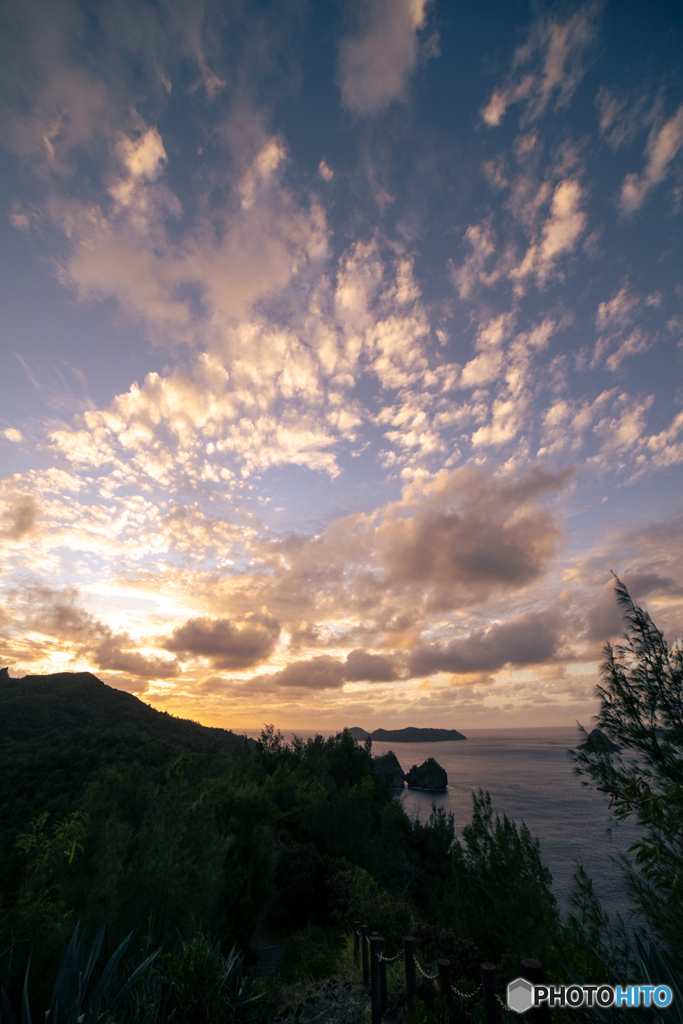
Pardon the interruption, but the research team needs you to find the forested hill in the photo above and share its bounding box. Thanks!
[0,669,247,752]
[0,670,251,855]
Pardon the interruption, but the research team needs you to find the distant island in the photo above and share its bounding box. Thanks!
[348,726,466,742]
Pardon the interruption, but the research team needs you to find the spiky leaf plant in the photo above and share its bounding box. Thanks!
[1,923,158,1024]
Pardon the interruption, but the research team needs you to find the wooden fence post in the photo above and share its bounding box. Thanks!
[438,959,456,1016]
[521,959,551,1024]
[370,935,382,1024]
[379,937,387,1011]
[404,936,416,1010]
[481,962,501,1024]
[361,925,369,987]
[353,921,360,961]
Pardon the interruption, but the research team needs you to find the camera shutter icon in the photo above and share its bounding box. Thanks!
[507,977,534,1013]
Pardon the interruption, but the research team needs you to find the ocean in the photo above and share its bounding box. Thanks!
[370,727,639,919]
[272,725,640,920]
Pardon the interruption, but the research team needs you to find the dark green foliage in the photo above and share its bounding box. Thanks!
[0,673,247,752]
[1,672,568,1002]
[411,924,481,986]
[150,934,263,1024]
[1,922,159,1024]
[565,933,683,1024]
[278,924,346,983]
[571,577,683,964]
[0,926,261,1024]
[0,672,252,935]
[69,764,274,952]
[325,861,412,947]
[270,844,325,931]
[443,790,558,963]
[409,805,458,919]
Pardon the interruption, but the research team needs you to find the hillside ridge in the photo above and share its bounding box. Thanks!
[0,669,248,752]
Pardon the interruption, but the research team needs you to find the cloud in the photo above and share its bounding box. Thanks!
[51,129,329,344]
[481,2,602,127]
[591,394,654,459]
[338,0,430,116]
[318,159,334,182]
[604,329,652,372]
[510,178,587,292]
[595,86,649,151]
[0,494,40,542]
[595,282,640,331]
[2,428,25,443]
[620,103,683,213]
[646,410,683,467]
[450,220,502,300]
[409,609,562,677]
[240,649,401,691]
[164,613,280,669]
[46,244,431,485]
[343,648,400,682]
[591,283,659,370]
[93,635,179,679]
[5,583,179,680]
[266,655,346,690]
[374,466,566,608]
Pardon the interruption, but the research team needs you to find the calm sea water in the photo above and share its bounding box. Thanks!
[371,727,639,918]
[274,726,639,919]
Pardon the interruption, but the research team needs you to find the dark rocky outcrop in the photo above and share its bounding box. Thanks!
[578,728,620,754]
[347,725,466,742]
[404,757,448,790]
[373,750,405,788]
[370,727,466,742]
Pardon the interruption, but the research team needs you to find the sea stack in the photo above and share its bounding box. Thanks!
[373,750,405,788]
[405,757,448,790]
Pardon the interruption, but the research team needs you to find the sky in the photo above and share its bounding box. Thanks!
[0,0,682,733]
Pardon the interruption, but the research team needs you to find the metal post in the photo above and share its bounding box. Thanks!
[521,959,551,1024]
[371,935,382,1024]
[481,962,500,1024]
[379,937,387,1011]
[362,925,369,987]
[438,959,455,1015]
[404,937,416,1010]
[354,921,360,961]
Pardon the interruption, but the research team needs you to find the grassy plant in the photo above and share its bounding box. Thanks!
[1,922,158,1024]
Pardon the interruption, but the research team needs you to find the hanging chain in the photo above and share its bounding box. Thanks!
[378,951,404,964]
[452,985,481,1001]
[413,956,439,981]
[359,931,488,1002]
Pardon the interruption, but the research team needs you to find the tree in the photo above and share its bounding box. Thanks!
[572,576,683,964]
[444,790,558,962]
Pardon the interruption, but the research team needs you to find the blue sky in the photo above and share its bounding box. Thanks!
[0,0,681,730]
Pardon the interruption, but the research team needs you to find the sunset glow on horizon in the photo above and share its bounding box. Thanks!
[0,0,682,732]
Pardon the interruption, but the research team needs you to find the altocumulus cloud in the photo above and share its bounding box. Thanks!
[338,0,431,116]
